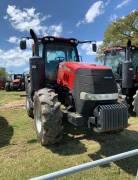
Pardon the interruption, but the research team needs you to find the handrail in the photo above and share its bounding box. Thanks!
[30,149,138,180]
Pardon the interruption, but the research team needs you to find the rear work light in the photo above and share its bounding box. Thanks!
[70,39,78,44]
[44,37,55,41]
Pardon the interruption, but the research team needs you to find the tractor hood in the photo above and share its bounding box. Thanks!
[59,62,110,72]
[57,62,113,91]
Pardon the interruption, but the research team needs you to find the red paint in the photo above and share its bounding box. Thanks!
[0,79,5,89]
[57,62,111,91]
[13,79,20,83]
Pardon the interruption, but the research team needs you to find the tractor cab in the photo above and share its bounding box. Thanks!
[5,74,25,91]
[20,30,96,85]
[104,41,138,102]
[42,37,80,83]
[104,46,138,81]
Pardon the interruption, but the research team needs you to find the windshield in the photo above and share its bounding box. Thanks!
[104,50,125,72]
[104,49,138,73]
[44,43,79,63]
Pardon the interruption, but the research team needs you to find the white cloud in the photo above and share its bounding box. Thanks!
[48,24,63,36]
[76,20,84,27]
[80,41,103,55]
[5,5,48,34]
[85,1,104,23]
[7,36,34,49]
[5,5,63,36]
[0,47,31,68]
[116,0,131,9]
[131,9,136,13]
[76,1,104,27]
[7,36,19,44]
[3,5,64,73]
[110,14,118,22]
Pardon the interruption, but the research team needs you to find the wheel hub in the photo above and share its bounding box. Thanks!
[26,98,29,110]
[35,106,42,133]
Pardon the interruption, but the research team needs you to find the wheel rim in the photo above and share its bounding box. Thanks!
[26,98,29,110]
[35,104,42,133]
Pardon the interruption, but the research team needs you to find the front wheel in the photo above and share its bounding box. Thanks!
[33,88,63,146]
[5,82,10,91]
[26,97,34,118]
[26,83,34,118]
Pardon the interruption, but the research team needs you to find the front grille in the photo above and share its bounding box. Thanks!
[94,104,128,132]
[73,69,118,115]
[75,69,117,94]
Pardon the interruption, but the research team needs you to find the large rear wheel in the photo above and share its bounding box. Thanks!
[33,88,63,146]
[5,82,10,91]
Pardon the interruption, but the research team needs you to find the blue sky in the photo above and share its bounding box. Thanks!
[0,0,137,73]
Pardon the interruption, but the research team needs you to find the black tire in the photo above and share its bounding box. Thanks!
[10,82,13,91]
[26,83,34,118]
[26,97,34,118]
[33,88,63,146]
[5,82,10,91]
[21,82,25,91]
[132,90,138,116]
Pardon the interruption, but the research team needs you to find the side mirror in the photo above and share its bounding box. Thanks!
[20,40,26,50]
[92,43,97,52]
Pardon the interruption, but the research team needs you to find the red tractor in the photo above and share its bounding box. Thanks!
[103,40,138,115]
[5,74,25,91]
[0,77,6,90]
[20,29,128,146]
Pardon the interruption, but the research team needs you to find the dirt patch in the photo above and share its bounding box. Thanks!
[127,124,138,131]
[0,100,25,109]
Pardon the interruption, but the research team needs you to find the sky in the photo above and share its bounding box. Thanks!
[0,0,137,73]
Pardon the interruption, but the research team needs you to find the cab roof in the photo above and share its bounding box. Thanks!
[37,36,78,45]
[104,45,138,53]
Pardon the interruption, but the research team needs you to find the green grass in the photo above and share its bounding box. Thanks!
[0,91,138,180]
[0,90,24,105]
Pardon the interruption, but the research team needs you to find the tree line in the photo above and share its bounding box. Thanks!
[97,9,138,60]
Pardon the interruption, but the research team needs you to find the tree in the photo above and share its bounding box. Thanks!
[97,10,138,60]
[0,67,7,78]
[104,10,138,46]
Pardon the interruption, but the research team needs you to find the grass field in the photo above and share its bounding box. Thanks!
[0,90,138,180]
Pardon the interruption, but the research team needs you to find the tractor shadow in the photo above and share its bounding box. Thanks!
[47,122,88,155]
[48,121,138,176]
[88,128,138,176]
[0,116,14,147]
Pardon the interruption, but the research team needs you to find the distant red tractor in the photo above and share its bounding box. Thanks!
[20,29,128,146]
[0,77,6,90]
[5,74,25,91]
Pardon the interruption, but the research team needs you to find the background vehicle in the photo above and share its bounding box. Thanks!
[5,74,25,91]
[0,77,5,90]
[20,29,128,146]
[104,40,138,115]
